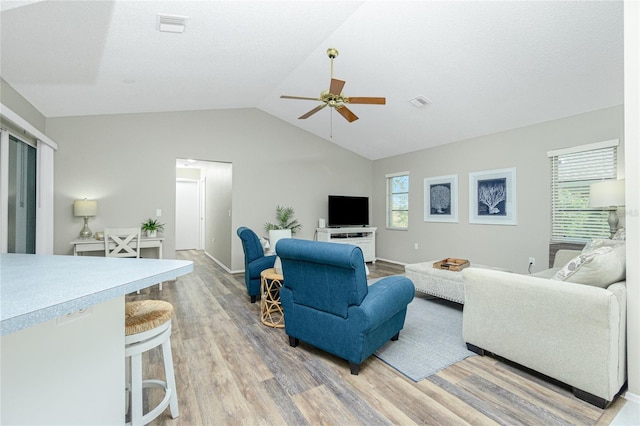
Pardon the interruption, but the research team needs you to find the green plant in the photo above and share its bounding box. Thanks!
[264,205,302,235]
[141,218,165,232]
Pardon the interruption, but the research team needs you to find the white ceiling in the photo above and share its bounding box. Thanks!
[0,1,624,160]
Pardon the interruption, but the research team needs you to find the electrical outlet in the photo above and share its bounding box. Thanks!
[528,257,536,266]
[414,243,419,250]
[156,209,162,217]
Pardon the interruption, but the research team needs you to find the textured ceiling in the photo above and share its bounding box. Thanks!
[0,1,624,160]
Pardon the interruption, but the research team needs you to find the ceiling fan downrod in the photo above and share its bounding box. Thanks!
[327,48,338,79]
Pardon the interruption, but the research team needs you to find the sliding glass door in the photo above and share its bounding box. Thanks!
[1,132,37,253]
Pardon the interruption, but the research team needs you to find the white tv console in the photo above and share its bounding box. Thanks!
[316,227,377,263]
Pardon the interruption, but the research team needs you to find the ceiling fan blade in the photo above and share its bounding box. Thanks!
[347,97,386,105]
[336,105,359,122]
[329,78,346,95]
[298,104,327,119]
[281,95,321,101]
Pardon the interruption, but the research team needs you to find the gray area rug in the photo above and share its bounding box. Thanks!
[374,294,476,382]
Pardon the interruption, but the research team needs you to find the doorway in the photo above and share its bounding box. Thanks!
[175,159,233,269]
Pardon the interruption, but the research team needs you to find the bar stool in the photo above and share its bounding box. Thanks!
[125,300,178,425]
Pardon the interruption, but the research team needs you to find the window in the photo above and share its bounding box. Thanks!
[386,172,409,229]
[548,140,618,242]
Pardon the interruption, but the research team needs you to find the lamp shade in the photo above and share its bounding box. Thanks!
[589,180,625,208]
[73,199,98,217]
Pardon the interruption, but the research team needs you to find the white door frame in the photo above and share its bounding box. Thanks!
[199,177,206,250]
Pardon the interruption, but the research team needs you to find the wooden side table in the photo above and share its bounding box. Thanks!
[260,268,284,328]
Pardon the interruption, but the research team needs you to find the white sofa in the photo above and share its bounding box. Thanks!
[462,247,626,408]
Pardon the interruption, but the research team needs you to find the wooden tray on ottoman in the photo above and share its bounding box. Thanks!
[433,258,470,272]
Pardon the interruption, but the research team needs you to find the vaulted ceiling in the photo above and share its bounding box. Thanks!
[0,1,624,160]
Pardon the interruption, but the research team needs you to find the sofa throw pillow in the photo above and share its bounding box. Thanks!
[582,238,625,253]
[613,227,626,241]
[552,244,626,288]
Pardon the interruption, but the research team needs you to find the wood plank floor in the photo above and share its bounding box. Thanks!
[128,250,626,425]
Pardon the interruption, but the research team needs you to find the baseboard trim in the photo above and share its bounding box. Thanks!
[375,257,407,266]
[203,251,238,274]
[623,391,640,404]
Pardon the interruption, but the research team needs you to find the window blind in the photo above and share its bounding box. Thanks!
[550,144,617,242]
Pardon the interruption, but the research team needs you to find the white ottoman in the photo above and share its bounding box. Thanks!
[405,261,509,304]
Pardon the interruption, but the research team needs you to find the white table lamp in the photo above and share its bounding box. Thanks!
[589,180,624,238]
[74,199,98,239]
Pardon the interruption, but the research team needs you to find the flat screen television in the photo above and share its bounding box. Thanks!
[328,195,369,227]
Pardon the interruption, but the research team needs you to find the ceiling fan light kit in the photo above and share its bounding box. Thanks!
[280,48,386,123]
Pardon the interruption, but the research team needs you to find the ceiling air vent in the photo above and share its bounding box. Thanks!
[409,96,431,108]
[157,13,188,33]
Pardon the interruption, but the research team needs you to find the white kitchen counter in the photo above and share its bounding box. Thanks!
[1,253,192,336]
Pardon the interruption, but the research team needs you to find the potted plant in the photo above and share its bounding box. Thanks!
[141,218,165,238]
[264,205,302,254]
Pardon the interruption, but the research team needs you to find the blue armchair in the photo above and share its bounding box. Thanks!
[237,227,277,303]
[277,239,415,374]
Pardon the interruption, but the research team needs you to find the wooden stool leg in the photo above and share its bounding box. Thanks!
[162,338,179,418]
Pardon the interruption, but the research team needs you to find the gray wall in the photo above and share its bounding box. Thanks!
[1,78,46,134]
[372,105,624,274]
[202,161,232,268]
[45,108,373,270]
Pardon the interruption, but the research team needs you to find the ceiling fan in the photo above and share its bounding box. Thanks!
[280,48,386,123]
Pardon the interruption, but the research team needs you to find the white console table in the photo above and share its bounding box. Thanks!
[316,227,377,263]
[71,236,164,258]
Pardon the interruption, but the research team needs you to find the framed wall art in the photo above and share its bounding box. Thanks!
[469,168,517,225]
[424,174,458,222]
